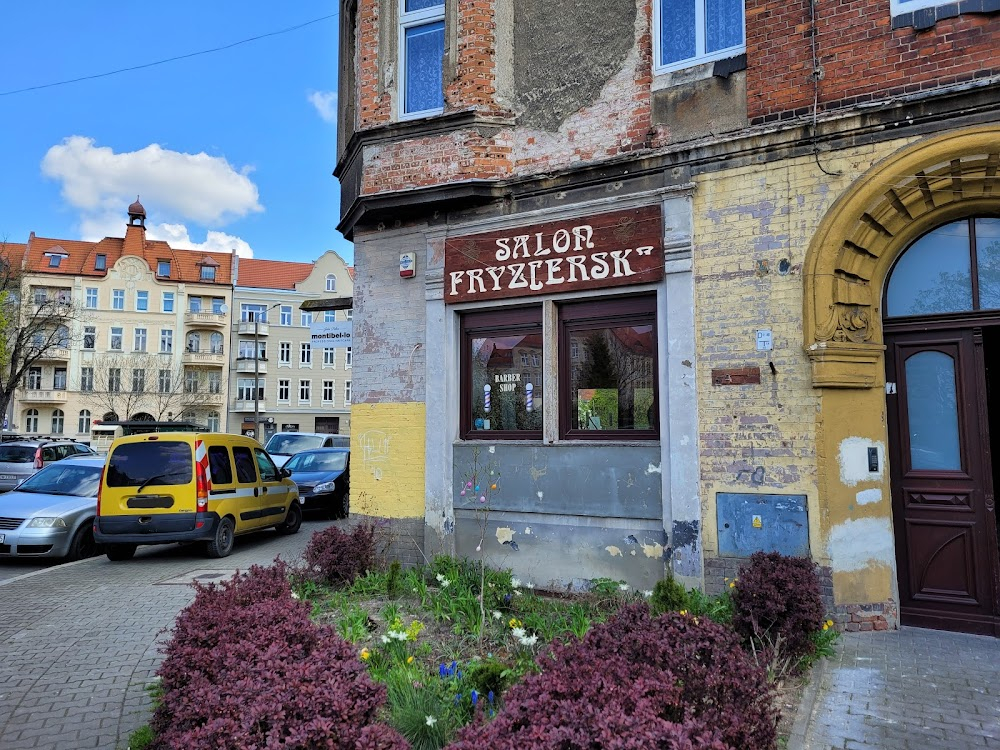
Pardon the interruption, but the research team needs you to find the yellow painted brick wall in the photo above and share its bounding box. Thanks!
[349,402,426,519]
[691,136,917,564]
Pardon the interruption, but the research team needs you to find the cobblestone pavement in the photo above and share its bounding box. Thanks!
[0,518,338,750]
[790,627,1000,749]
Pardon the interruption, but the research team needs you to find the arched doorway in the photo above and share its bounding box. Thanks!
[802,125,1000,636]
[883,217,1000,634]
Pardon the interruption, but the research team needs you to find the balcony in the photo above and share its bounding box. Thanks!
[183,392,225,407]
[237,320,269,336]
[20,389,69,405]
[235,358,267,374]
[182,349,226,367]
[184,311,227,328]
[234,399,267,412]
[35,347,70,362]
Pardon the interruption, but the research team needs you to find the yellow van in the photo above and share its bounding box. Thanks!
[94,432,302,560]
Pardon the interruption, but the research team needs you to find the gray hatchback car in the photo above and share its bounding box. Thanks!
[0,440,96,493]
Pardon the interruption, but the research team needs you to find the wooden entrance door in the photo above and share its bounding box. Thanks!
[886,328,1000,635]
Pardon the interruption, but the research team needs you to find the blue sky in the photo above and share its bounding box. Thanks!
[0,3,352,264]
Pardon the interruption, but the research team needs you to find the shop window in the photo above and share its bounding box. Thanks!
[461,307,543,439]
[559,296,658,439]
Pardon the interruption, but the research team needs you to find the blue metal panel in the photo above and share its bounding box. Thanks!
[716,493,809,557]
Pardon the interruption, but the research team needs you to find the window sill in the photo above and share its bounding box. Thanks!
[652,49,746,89]
[892,0,999,28]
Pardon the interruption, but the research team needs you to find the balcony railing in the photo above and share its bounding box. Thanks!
[184,311,227,328]
[34,347,70,362]
[182,349,226,367]
[19,389,69,404]
[237,320,269,336]
[235,357,267,374]
[234,399,266,412]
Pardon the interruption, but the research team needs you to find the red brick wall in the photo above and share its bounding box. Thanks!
[357,0,392,126]
[445,0,507,116]
[747,0,1000,123]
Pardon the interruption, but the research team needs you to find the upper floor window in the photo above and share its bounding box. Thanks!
[200,264,217,281]
[163,292,175,312]
[326,274,337,292]
[190,296,203,313]
[212,297,225,314]
[112,289,125,310]
[157,260,171,277]
[136,290,149,312]
[242,303,268,323]
[654,0,745,73]
[280,306,292,326]
[85,288,98,309]
[300,311,313,327]
[325,310,337,323]
[399,0,445,118]
[95,254,107,271]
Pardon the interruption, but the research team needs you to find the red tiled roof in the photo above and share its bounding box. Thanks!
[347,266,355,281]
[21,231,235,284]
[236,258,314,289]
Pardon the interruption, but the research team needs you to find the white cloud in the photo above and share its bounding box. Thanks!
[41,136,263,225]
[149,223,254,258]
[307,90,338,123]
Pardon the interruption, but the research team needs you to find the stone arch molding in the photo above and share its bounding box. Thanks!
[804,125,1000,388]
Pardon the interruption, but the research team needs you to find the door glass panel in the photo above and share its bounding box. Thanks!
[905,351,962,470]
[976,218,1000,310]
[886,221,972,317]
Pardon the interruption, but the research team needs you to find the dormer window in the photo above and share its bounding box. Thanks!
[201,265,216,281]
[157,260,171,277]
[46,253,67,268]
[95,254,107,271]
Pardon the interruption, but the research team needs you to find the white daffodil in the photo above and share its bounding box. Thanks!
[511,578,521,588]
[492,610,502,620]
[511,627,527,639]
[619,583,630,592]
[526,582,535,590]
[519,633,538,647]
[436,573,446,583]
[425,715,437,727]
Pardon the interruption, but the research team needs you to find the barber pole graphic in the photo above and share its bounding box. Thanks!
[526,382,533,412]
[484,384,491,413]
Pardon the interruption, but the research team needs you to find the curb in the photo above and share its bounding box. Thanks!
[786,656,829,750]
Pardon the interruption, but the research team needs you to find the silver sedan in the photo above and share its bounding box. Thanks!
[0,456,104,560]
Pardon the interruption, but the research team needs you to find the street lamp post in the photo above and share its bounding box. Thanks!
[253,303,281,441]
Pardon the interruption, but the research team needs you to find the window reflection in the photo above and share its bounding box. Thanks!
[976,218,1000,310]
[569,325,655,431]
[886,221,972,317]
[905,351,961,471]
[470,334,542,432]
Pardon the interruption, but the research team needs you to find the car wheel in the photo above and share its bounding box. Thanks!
[67,524,98,561]
[276,501,302,535]
[106,544,137,562]
[206,517,235,558]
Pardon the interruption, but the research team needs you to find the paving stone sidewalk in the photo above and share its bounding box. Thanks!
[789,627,1000,749]
[0,519,338,750]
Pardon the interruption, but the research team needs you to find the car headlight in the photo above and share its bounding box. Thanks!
[312,481,338,494]
[26,517,67,528]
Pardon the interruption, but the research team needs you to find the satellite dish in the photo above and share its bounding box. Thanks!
[219,303,230,314]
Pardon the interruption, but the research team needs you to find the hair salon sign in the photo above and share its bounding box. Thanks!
[444,206,663,304]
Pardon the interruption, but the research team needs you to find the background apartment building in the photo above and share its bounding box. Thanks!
[12,201,234,440]
[229,251,354,442]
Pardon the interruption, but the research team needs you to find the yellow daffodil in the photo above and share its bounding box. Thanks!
[360,648,370,661]
[407,655,414,664]
[679,610,688,616]
[729,581,736,588]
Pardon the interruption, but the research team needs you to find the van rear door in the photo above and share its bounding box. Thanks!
[104,440,195,517]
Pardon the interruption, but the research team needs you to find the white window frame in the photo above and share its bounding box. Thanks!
[110,326,123,351]
[85,288,98,309]
[346,347,352,368]
[653,0,746,75]
[83,326,96,350]
[889,0,949,13]
[323,380,335,404]
[162,292,175,312]
[326,274,337,292]
[112,289,125,310]
[134,328,147,352]
[300,310,312,327]
[279,341,292,366]
[300,342,312,367]
[160,329,174,354]
[280,305,292,326]
[345,380,352,405]
[81,367,94,393]
[78,409,91,434]
[278,379,290,402]
[323,347,336,367]
[298,379,312,404]
[136,290,149,312]
[398,0,446,119]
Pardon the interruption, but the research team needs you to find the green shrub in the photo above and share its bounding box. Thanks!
[649,572,689,614]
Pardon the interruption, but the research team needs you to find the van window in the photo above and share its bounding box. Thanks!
[232,446,258,483]
[0,446,35,463]
[254,448,279,482]
[107,441,193,487]
[208,446,234,484]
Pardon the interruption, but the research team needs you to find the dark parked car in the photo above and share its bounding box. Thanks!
[264,432,350,467]
[0,455,104,560]
[283,448,350,518]
[0,439,96,493]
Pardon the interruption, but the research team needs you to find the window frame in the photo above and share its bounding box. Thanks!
[136,290,149,312]
[157,260,171,277]
[112,289,125,310]
[398,0,446,120]
[162,292,175,312]
[557,295,659,441]
[653,0,746,75]
[326,274,337,292]
[298,378,312,404]
[280,305,292,326]
[85,288,98,309]
[460,306,544,441]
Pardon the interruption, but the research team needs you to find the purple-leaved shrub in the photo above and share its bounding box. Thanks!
[303,521,377,586]
[732,551,826,664]
[446,603,777,750]
[151,562,408,750]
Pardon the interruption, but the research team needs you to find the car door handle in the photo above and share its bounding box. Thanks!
[262,487,268,494]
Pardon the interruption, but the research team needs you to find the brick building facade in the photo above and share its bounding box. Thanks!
[336,0,1000,635]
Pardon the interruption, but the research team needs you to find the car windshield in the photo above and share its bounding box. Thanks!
[265,434,325,455]
[14,463,102,497]
[0,445,36,463]
[285,452,347,473]
[106,441,193,487]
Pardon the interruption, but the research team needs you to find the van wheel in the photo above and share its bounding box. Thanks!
[277,502,302,535]
[67,524,98,561]
[106,544,137,562]
[206,518,235,558]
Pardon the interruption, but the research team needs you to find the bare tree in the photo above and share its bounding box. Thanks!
[0,242,84,425]
[82,353,222,422]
